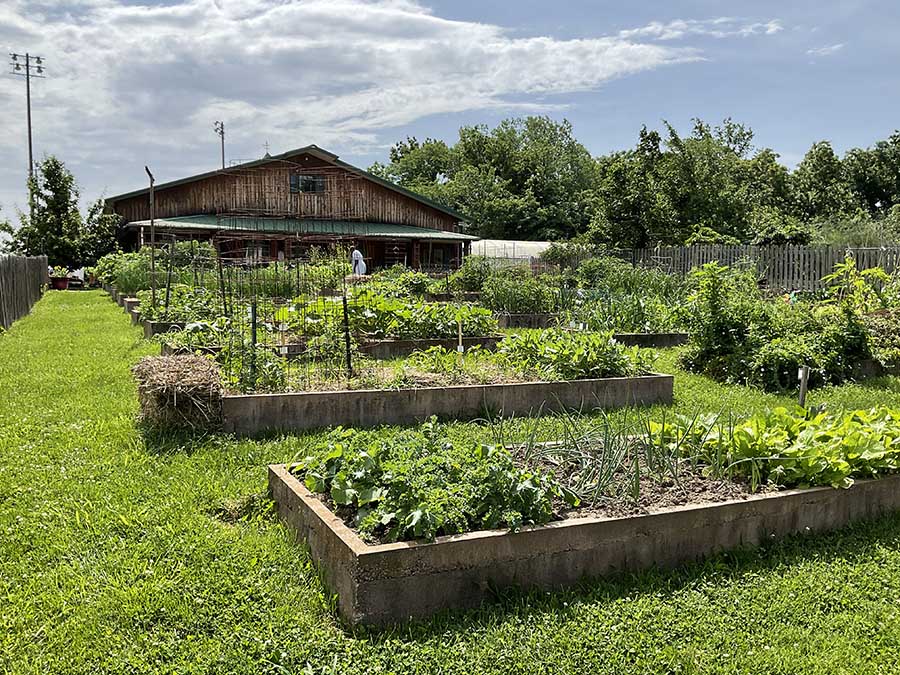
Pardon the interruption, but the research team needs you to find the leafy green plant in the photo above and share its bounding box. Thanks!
[137,285,224,322]
[278,294,497,340]
[293,419,576,542]
[447,255,493,292]
[482,268,561,314]
[498,329,655,380]
[219,340,287,393]
[649,406,900,490]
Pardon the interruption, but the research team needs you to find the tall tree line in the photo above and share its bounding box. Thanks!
[370,117,900,247]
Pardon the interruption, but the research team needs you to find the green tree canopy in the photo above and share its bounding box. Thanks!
[1,155,120,267]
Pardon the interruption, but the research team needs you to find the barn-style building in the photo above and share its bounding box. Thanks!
[105,145,476,270]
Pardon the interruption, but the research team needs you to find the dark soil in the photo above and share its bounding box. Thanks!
[554,464,769,520]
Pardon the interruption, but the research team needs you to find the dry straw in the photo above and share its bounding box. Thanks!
[132,355,223,431]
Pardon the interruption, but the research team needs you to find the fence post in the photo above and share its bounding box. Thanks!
[342,291,353,380]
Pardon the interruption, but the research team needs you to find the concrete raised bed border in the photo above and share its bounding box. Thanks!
[269,465,900,626]
[143,320,186,340]
[223,373,673,434]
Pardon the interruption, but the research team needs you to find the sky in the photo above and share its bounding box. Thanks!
[1,0,898,219]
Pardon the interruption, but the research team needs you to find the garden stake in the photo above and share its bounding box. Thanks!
[342,289,353,380]
[798,365,810,407]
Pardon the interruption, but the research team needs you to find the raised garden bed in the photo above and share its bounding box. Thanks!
[496,313,557,329]
[269,465,900,625]
[222,373,673,434]
[143,320,186,340]
[123,297,140,314]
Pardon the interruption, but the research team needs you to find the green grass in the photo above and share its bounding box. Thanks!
[4,291,900,673]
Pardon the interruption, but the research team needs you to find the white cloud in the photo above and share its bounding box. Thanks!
[619,18,783,41]
[0,1,782,211]
[806,43,845,57]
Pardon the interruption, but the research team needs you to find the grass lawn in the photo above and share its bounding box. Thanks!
[4,291,900,674]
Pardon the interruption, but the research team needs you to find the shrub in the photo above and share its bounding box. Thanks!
[448,255,493,292]
[865,311,900,368]
[680,262,771,382]
[364,265,431,297]
[498,329,654,380]
[482,269,560,314]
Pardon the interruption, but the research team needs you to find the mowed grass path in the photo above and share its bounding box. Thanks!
[3,291,900,674]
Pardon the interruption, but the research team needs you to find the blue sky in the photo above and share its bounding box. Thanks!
[1,0,897,217]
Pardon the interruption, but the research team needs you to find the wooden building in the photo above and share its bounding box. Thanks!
[105,145,477,270]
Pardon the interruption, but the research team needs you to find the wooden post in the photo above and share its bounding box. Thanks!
[798,365,810,408]
[145,166,156,308]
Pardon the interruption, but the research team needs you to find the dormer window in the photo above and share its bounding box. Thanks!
[290,174,326,194]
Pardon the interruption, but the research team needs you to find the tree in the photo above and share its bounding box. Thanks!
[843,132,900,213]
[3,156,83,266]
[1,156,120,267]
[80,198,121,266]
[371,117,598,240]
[791,141,857,221]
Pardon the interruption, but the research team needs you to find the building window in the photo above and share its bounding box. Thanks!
[290,174,326,194]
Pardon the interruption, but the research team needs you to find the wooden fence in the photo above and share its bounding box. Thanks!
[630,245,900,291]
[0,254,48,330]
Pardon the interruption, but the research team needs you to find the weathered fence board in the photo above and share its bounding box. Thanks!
[630,245,900,291]
[0,255,48,330]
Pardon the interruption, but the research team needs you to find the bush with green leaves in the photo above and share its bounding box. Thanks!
[278,294,497,340]
[293,420,576,542]
[498,329,655,380]
[481,268,561,314]
[680,262,772,381]
[446,255,493,293]
[136,285,224,322]
[865,311,900,368]
[650,406,900,490]
[363,265,431,297]
[681,262,874,391]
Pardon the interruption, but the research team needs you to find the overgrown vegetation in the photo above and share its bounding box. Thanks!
[680,260,876,390]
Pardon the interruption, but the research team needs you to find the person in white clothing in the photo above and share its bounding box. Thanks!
[350,247,367,276]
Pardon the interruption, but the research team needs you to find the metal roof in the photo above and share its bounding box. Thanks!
[126,215,479,242]
[105,144,468,223]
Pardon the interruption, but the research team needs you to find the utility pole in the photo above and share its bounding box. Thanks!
[214,121,225,169]
[9,52,45,217]
[145,166,157,307]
